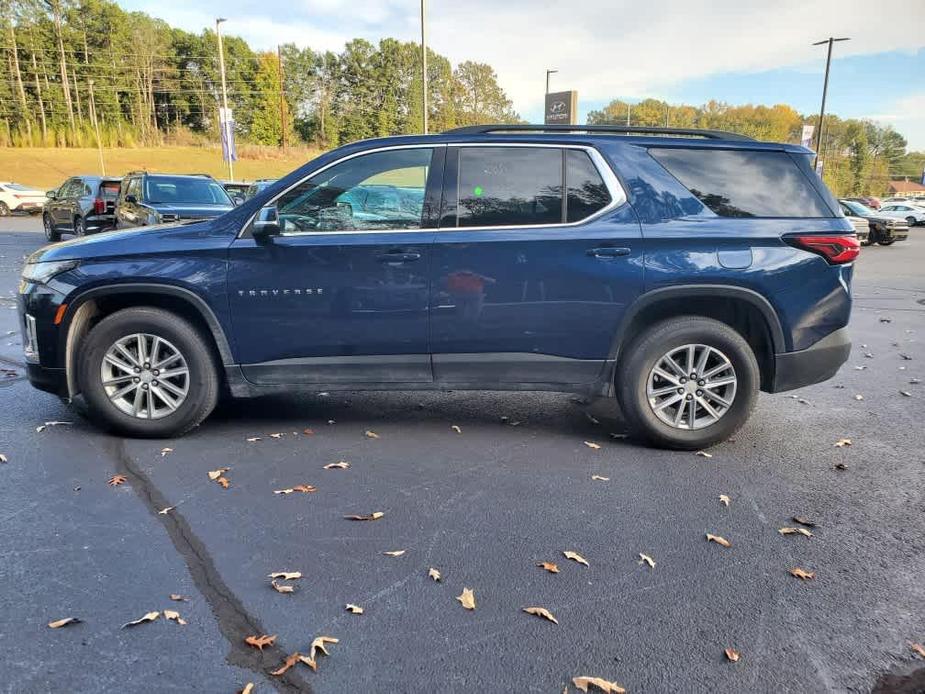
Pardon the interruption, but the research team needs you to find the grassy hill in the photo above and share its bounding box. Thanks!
[0,145,322,189]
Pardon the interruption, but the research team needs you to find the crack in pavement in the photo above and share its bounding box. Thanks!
[104,438,313,694]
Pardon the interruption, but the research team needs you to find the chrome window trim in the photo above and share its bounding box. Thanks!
[238,141,627,238]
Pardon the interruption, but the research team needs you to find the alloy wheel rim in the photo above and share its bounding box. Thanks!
[100,333,190,420]
[646,343,737,430]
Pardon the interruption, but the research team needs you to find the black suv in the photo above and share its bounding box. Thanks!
[42,176,122,242]
[115,173,235,229]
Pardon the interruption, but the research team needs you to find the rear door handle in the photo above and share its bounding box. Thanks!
[377,251,422,264]
[587,247,631,259]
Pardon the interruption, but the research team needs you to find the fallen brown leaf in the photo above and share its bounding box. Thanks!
[584,441,601,449]
[323,461,350,470]
[169,594,189,602]
[719,494,731,506]
[274,484,317,495]
[790,567,815,580]
[695,450,713,458]
[216,476,230,488]
[160,447,173,457]
[344,511,384,521]
[591,475,610,481]
[246,436,261,442]
[365,430,380,439]
[163,609,187,625]
[268,571,302,580]
[639,553,655,568]
[854,394,864,401]
[911,643,925,658]
[270,653,302,676]
[0,453,7,463]
[302,636,339,671]
[563,550,589,567]
[537,561,560,574]
[383,550,406,557]
[269,432,284,439]
[456,587,476,610]
[779,527,813,537]
[121,611,160,628]
[834,438,852,447]
[451,425,462,433]
[706,533,731,548]
[108,474,127,487]
[428,567,442,581]
[572,675,626,693]
[240,683,255,694]
[48,617,81,629]
[792,516,817,528]
[271,580,295,594]
[724,647,741,662]
[345,604,364,614]
[523,606,558,624]
[244,634,277,651]
[208,468,230,480]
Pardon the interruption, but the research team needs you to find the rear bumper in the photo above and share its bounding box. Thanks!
[770,327,851,393]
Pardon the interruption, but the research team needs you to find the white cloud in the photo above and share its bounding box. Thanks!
[864,93,925,150]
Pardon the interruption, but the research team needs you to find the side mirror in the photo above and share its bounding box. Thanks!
[252,205,280,239]
[46,190,57,199]
[124,194,137,204]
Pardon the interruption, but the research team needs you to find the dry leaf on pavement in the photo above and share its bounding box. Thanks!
[269,433,284,439]
[790,568,816,580]
[456,588,476,610]
[639,553,655,568]
[911,643,925,658]
[244,634,277,651]
[160,448,173,457]
[779,527,813,537]
[274,484,317,495]
[572,676,626,693]
[270,653,303,676]
[163,609,187,625]
[584,441,601,449]
[345,604,364,614]
[451,425,462,433]
[268,571,302,580]
[48,617,81,629]
[365,430,380,439]
[121,611,160,628]
[523,606,558,624]
[36,421,71,432]
[591,475,609,481]
[345,512,384,521]
[706,533,731,548]
[537,561,559,574]
[563,550,589,566]
[271,581,295,594]
[833,463,848,471]
[834,438,852,447]
[301,636,339,671]
[158,506,174,515]
[108,474,127,487]
[724,647,741,662]
[719,494,730,506]
[383,550,406,557]
[246,437,261,442]
[428,567,442,581]
[216,476,230,488]
[240,683,255,694]
[0,453,7,463]
[324,461,350,470]
[169,594,189,602]
[208,468,230,480]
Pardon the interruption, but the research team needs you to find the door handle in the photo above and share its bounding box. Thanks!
[377,251,422,263]
[587,247,631,259]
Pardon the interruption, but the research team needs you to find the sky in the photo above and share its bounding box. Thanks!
[122,0,925,150]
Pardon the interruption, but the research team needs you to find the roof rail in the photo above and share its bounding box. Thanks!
[443,124,753,141]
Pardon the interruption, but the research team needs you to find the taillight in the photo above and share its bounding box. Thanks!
[93,198,106,214]
[785,234,860,265]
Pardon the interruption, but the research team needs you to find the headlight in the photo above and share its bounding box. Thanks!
[21,260,79,284]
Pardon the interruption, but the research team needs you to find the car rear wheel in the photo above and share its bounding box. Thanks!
[78,307,219,437]
[878,237,895,246]
[74,217,87,237]
[43,214,60,242]
[616,316,760,450]
[0,201,10,216]
[906,216,917,227]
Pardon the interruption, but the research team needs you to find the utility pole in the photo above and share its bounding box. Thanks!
[87,79,105,175]
[545,69,557,95]
[277,44,287,149]
[626,102,630,127]
[216,18,234,180]
[420,0,428,134]
[812,37,850,160]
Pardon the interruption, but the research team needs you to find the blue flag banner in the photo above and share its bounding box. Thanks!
[220,107,237,163]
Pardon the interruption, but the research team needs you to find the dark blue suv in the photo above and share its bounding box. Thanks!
[17,125,856,449]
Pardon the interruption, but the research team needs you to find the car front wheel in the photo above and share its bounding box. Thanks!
[43,214,60,242]
[616,316,760,450]
[78,307,219,437]
[74,217,87,236]
[0,201,10,216]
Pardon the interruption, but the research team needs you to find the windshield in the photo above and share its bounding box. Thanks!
[843,200,874,216]
[145,177,232,205]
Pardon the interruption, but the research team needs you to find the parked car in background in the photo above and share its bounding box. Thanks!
[221,180,250,205]
[839,199,909,246]
[837,202,870,245]
[879,202,925,226]
[115,172,235,229]
[844,196,881,210]
[19,124,856,449]
[42,176,121,242]
[0,182,46,216]
[244,179,277,200]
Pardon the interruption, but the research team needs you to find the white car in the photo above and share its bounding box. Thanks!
[879,203,925,226]
[0,181,46,216]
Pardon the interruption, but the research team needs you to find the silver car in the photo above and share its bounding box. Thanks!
[879,203,925,226]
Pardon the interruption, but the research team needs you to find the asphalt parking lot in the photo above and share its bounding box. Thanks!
[0,216,923,694]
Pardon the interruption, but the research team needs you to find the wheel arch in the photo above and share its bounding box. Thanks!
[609,285,785,392]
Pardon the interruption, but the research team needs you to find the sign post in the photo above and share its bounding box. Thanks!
[220,107,236,169]
[544,90,578,126]
[800,124,815,150]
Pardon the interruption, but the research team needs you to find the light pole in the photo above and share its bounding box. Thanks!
[216,17,233,180]
[545,69,558,95]
[812,36,850,161]
[420,0,428,134]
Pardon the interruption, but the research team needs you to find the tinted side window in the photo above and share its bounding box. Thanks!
[566,150,611,222]
[649,148,832,218]
[456,147,562,227]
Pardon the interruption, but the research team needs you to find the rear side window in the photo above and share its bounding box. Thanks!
[649,148,832,218]
[566,149,611,222]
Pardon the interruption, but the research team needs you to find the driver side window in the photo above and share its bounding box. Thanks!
[274,148,433,234]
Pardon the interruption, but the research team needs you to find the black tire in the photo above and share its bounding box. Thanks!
[74,217,87,237]
[860,237,873,247]
[78,307,219,437]
[878,238,895,246]
[43,214,60,242]
[906,216,917,227]
[616,316,760,450]
[0,201,10,216]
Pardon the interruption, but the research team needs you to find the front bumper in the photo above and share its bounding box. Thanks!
[770,327,851,392]
[14,201,45,212]
[26,362,67,396]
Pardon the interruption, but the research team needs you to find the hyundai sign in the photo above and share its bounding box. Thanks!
[544,91,578,125]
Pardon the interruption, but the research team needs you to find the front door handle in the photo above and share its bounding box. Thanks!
[587,247,631,259]
[377,251,422,264]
